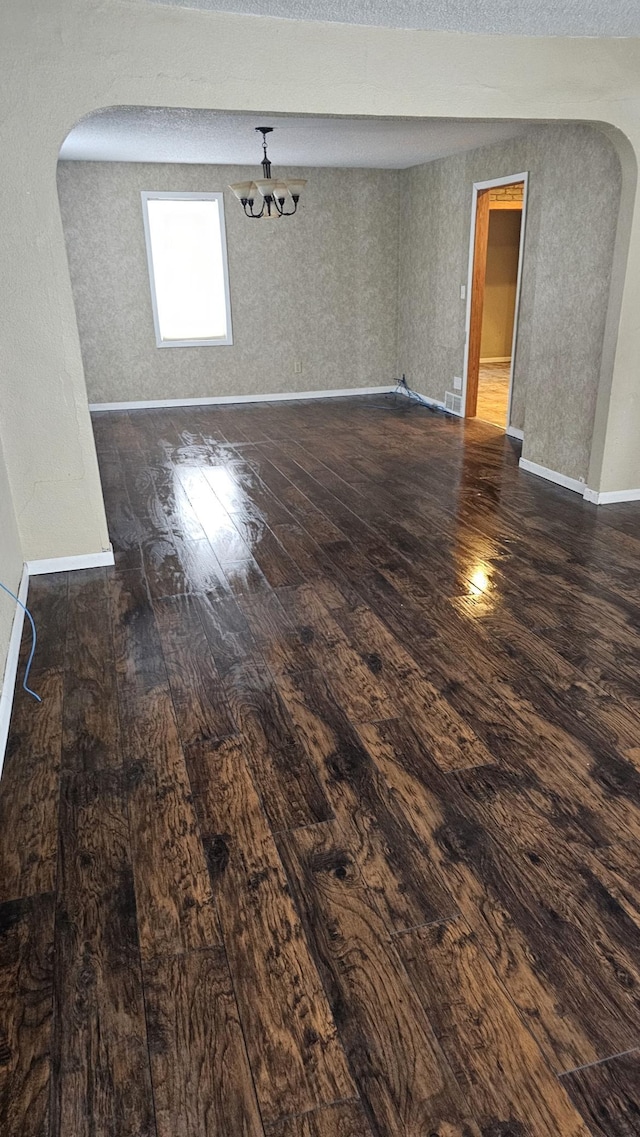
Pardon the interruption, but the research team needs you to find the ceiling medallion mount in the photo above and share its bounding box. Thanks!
[230,127,307,219]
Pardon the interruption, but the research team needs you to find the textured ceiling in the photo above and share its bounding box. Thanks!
[60,108,530,166]
[142,0,640,37]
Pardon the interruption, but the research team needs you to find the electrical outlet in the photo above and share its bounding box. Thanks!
[294,360,302,374]
[460,284,466,300]
[453,376,462,391]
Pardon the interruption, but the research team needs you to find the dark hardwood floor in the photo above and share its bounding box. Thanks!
[2,394,640,1135]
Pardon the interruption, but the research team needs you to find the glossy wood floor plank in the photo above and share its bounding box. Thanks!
[258,437,476,600]
[398,917,591,1136]
[460,777,640,1066]
[143,946,264,1137]
[109,571,220,960]
[329,596,496,771]
[194,591,260,679]
[276,584,395,724]
[0,892,55,1137]
[96,451,144,570]
[357,716,631,1074]
[222,553,273,603]
[4,396,640,1136]
[0,674,63,903]
[265,1101,373,1137]
[234,588,315,677]
[442,600,640,849]
[0,575,68,901]
[52,770,155,1137]
[277,820,478,1136]
[153,593,238,746]
[62,570,121,774]
[142,533,230,600]
[221,656,334,832]
[248,525,306,589]
[275,667,458,934]
[353,567,640,852]
[188,736,355,1123]
[561,1051,640,1136]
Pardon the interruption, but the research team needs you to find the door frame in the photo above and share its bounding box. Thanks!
[461,172,529,429]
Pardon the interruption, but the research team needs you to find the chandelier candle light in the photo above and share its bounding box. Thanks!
[230,127,307,219]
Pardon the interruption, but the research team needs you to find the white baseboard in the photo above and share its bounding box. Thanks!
[0,565,29,778]
[89,386,396,411]
[519,457,585,495]
[0,547,115,774]
[506,426,524,441]
[583,486,640,505]
[480,356,511,364]
[26,547,115,576]
[520,458,640,507]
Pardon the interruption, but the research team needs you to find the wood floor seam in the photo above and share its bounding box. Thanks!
[559,1045,640,1079]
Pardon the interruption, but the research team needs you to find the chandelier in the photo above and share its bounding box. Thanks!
[230,128,307,219]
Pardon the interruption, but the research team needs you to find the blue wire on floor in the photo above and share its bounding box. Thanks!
[0,581,41,703]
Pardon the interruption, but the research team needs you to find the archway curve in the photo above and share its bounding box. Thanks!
[56,106,636,502]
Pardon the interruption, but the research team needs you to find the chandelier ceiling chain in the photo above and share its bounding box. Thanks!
[259,127,272,177]
[230,127,307,219]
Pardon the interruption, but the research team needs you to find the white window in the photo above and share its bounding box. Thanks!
[141,191,233,347]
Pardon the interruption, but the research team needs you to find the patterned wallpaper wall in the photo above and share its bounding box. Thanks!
[57,162,400,404]
[397,124,621,480]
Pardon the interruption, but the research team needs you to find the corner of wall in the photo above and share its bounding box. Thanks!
[0,424,25,720]
[586,124,639,494]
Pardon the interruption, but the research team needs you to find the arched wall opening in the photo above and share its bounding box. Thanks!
[56,107,630,499]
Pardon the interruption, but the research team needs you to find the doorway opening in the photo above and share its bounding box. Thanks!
[463,174,528,429]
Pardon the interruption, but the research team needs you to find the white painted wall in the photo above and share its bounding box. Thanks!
[0,431,23,697]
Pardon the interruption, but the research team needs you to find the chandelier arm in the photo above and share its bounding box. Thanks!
[243,199,265,219]
[271,195,301,216]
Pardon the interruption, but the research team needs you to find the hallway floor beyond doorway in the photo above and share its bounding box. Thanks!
[476,359,511,427]
[2,397,640,1135]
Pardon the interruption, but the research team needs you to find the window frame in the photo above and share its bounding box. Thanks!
[141,190,233,348]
